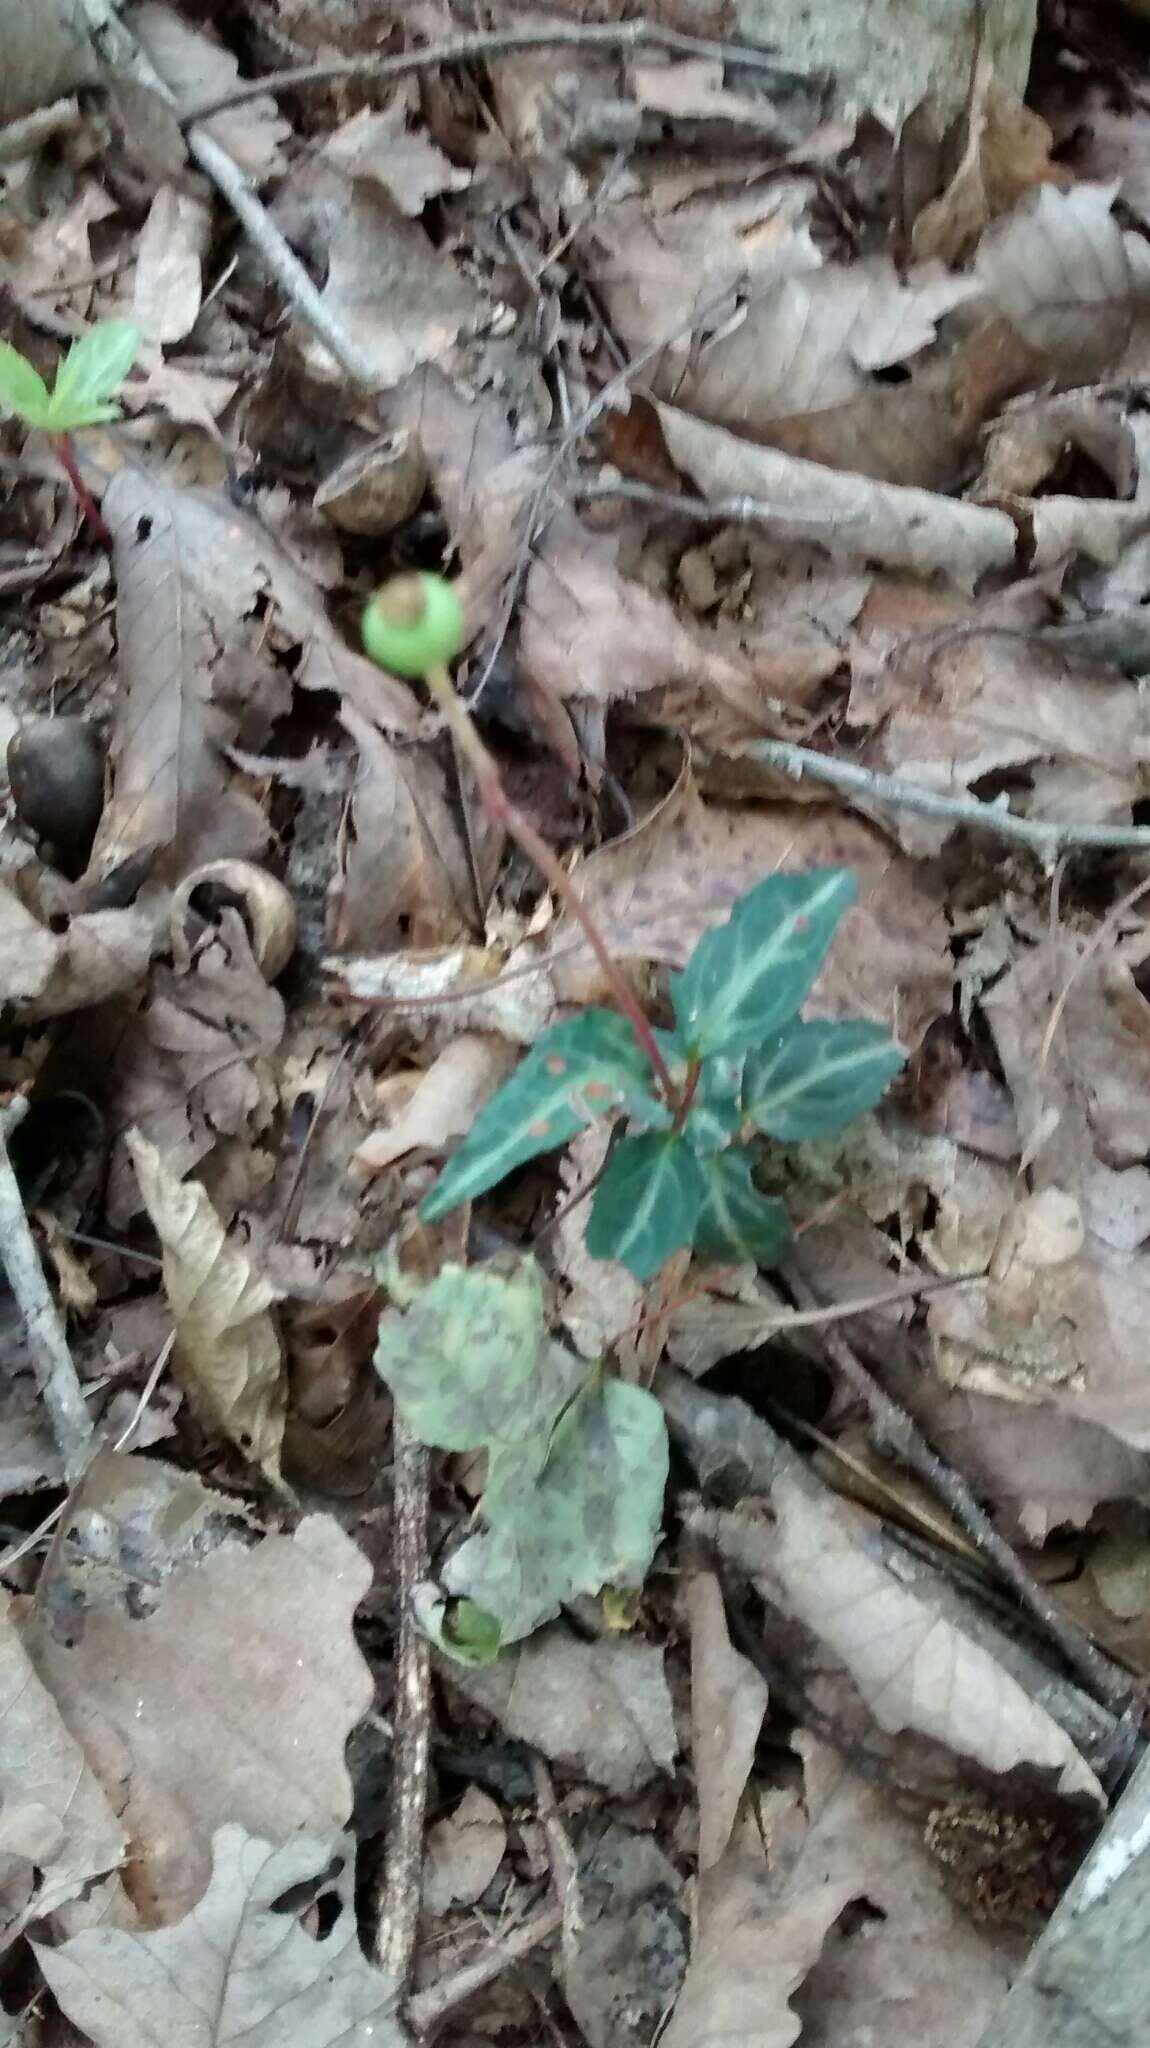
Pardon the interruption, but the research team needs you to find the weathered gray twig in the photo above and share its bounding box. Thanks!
[0,1100,92,1480]
[177,19,807,124]
[746,737,1150,866]
[785,1263,1135,1712]
[84,5,377,388]
[406,1900,563,2032]
[375,1419,432,1990]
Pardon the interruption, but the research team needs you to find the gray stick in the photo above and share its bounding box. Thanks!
[0,1100,91,1479]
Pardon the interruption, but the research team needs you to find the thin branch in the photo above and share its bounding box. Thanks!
[374,1419,432,1990]
[745,737,1150,867]
[178,20,808,124]
[406,1901,563,2033]
[573,473,840,542]
[0,1101,92,1480]
[184,129,378,387]
[784,1263,1136,1711]
[89,8,378,389]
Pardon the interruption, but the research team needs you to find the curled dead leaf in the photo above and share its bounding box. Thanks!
[127,1130,286,1482]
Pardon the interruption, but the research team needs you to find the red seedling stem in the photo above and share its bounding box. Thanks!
[50,434,112,549]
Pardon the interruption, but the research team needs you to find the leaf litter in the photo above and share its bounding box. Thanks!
[8,3,1150,2045]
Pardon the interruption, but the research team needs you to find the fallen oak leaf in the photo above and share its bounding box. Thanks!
[34,1822,407,2048]
[127,1130,286,1481]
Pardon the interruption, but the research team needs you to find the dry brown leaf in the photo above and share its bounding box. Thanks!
[326,941,557,1046]
[132,183,211,345]
[522,528,799,721]
[662,1812,853,2048]
[28,1516,372,1923]
[550,775,952,1053]
[351,1034,516,1178]
[127,1130,286,1481]
[854,632,1148,856]
[133,2,289,178]
[447,1627,677,1796]
[896,1384,1150,1544]
[586,180,818,360]
[0,0,98,123]
[0,1600,125,1936]
[912,61,1059,267]
[35,1822,405,2048]
[654,399,1016,586]
[88,467,417,885]
[329,703,473,952]
[687,1569,769,1874]
[422,1787,506,1914]
[1026,495,1150,568]
[388,369,550,645]
[975,180,1146,373]
[278,161,481,390]
[657,259,982,485]
[704,1483,1101,1802]
[556,1122,643,1362]
[976,390,1137,499]
[767,1738,1014,2040]
[322,101,470,216]
[563,1826,687,2048]
[0,881,154,1023]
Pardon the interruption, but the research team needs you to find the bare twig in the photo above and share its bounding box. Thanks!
[406,1900,563,2032]
[573,473,845,542]
[182,129,378,386]
[178,20,806,124]
[87,8,378,388]
[784,1263,1135,1711]
[0,1101,92,1480]
[375,1419,432,1990]
[745,737,1150,867]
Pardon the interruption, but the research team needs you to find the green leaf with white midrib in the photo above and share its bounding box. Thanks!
[693,1148,792,1266]
[586,1132,706,1280]
[671,868,856,1059]
[743,1018,906,1141]
[47,320,140,429]
[421,1008,650,1221]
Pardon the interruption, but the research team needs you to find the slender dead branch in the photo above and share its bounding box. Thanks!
[178,19,807,124]
[406,1901,564,2032]
[0,1100,92,1480]
[784,1263,1135,1712]
[745,737,1150,866]
[375,1419,432,1990]
[86,7,378,388]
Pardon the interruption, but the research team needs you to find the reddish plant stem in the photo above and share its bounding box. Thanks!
[50,434,112,548]
[427,664,679,1105]
[672,1056,703,1134]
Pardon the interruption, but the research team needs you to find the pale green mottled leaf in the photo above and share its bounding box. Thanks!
[0,342,51,426]
[744,1018,905,1140]
[373,1258,580,1452]
[586,1133,707,1280]
[693,1148,792,1266]
[443,1377,668,1644]
[47,319,140,430]
[421,1008,651,1220]
[671,868,856,1058]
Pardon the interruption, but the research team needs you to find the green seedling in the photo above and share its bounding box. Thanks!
[362,573,907,1281]
[0,319,141,546]
[374,1257,667,1658]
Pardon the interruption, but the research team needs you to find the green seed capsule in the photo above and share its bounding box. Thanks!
[361,572,464,678]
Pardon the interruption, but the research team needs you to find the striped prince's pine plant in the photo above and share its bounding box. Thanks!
[359,572,906,1285]
[421,866,907,1280]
